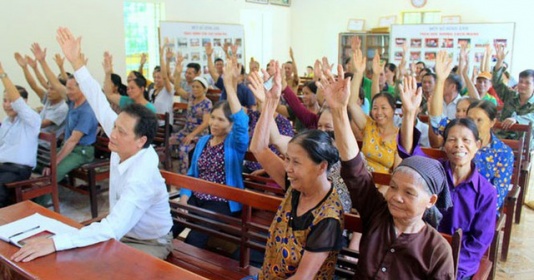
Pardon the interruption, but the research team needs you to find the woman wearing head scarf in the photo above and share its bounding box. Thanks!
[319,65,455,279]
[399,63,496,280]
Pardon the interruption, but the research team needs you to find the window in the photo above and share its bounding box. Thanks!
[402,11,441,24]
[124,1,164,78]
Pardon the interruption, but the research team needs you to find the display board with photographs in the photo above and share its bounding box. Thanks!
[390,23,515,69]
[160,21,245,76]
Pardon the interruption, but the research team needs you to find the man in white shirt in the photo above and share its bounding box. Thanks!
[442,74,462,120]
[12,28,173,262]
[0,63,41,208]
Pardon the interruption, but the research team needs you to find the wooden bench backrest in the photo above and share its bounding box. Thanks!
[6,132,59,212]
[421,147,447,160]
[493,121,533,164]
[242,173,286,197]
[502,136,524,186]
[155,113,171,171]
[94,134,111,159]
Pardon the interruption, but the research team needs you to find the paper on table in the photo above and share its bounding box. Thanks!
[0,213,77,247]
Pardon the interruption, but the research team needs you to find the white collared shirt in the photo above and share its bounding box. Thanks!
[53,67,172,251]
[0,98,40,167]
[443,93,461,120]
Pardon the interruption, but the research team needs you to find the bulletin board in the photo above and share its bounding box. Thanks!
[389,23,515,70]
[159,21,245,75]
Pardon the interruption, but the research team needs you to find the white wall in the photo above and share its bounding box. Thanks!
[291,0,533,78]
[0,0,124,119]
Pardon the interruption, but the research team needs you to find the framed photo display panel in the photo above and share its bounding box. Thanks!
[270,0,290,7]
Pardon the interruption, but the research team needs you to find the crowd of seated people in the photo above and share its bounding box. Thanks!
[1,28,534,280]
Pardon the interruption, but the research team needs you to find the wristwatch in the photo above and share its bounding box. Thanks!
[0,73,7,78]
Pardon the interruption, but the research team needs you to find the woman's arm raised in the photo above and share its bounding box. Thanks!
[248,62,287,188]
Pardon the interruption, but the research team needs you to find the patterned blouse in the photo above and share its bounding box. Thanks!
[245,110,294,172]
[361,116,398,174]
[475,133,514,210]
[259,186,344,279]
[194,139,227,202]
[432,117,514,210]
[328,161,352,213]
[181,98,212,136]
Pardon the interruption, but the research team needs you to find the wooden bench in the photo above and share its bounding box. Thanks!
[494,121,533,224]
[63,133,111,218]
[499,136,524,261]
[162,171,466,279]
[162,171,280,279]
[6,132,60,212]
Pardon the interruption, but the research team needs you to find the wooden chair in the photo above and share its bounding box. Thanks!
[206,89,221,104]
[63,133,111,218]
[493,121,533,224]
[155,113,172,171]
[499,136,524,261]
[421,147,447,159]
[173,102,188,132]
[418,114,429,123]
[6,132,60,213]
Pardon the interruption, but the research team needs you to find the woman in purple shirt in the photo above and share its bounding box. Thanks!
[399,76,496,280]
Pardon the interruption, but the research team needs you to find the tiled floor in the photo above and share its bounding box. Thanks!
[56,179,534,280]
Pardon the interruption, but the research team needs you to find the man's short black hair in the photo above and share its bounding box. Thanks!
[423,72,437,81]
[187,63,201,74]
[519,69,534,80]
[214,58,224,63]
[416,61,426,67]
[446,74,463,93]
[121,104,157,149]
[15,85,28,99]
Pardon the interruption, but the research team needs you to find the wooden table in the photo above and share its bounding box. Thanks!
[0,201,206,280]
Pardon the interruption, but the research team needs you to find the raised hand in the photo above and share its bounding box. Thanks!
[165,47,174,62]
[222,42,230,57]
[140,53,147,65]
[14,53,27,68]
[269,60,282,100]
[222,58,239,89]
[247,70,266,103]
[289,47,294,60]
[350,36,361,52]
[53,54,65,68]
[371,51,382,75]
[399,76,423,114]
[459,45,469,75]
[280,63,288,90]
[494,44,508,63]
[25,56,37,69]
[231,44,238,57]
[205,42,213,56]
[30,43,47,62]
[317,64,351,111]
[351,47,367,75]
[102,52,113,74]
[321,57,333,74]
[434,50,453,79]
[56,27,83,69]
[313,59,322,79]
